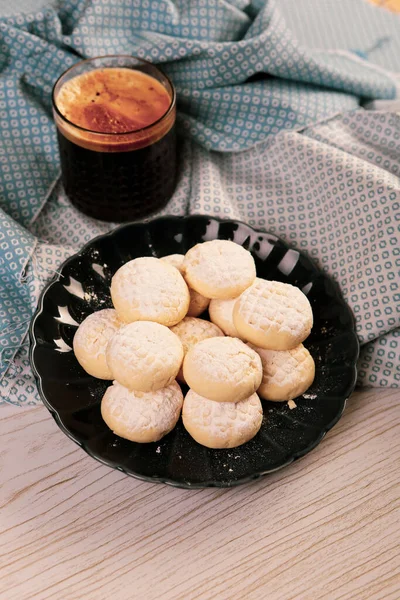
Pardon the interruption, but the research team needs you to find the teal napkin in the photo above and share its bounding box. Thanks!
[1,0,399,404]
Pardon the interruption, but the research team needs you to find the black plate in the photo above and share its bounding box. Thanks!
[29,216,359,488]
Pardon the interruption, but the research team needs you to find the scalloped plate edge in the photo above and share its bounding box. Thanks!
[29,215,360,489]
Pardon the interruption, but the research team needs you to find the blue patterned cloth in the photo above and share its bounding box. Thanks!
[1,0,400,405]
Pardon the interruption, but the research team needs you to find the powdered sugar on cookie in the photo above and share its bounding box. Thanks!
[161,253,210,317]
[183,336,262,403]
[111,256,190,326]
[170,317,224,382]
[182,389,263,448]
[209,298,240,338]
[102,380,183,443]
[248,342,315,401]
[106,321,183,392]
[183,240,256,299]
[234,279,313,350]
[73,308,122,379]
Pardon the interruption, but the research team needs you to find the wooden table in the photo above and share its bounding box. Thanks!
[1,388,399,600]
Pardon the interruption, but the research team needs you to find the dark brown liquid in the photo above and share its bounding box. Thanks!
[57,124,176,222]
[54,68,176,221]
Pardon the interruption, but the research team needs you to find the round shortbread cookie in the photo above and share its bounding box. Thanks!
[101,380,183,443]
[73,309,122,379]
[110,257,190,326]
[170,317,224,382]
[183,240,256,300]
[183,336,263,403]
[161,253,210,317]
[160,253,185,270]
[182,389,263,449]
[233,279,313,350]
[106,321,183,392]
[209,298,240,338]
[248,343,315,401]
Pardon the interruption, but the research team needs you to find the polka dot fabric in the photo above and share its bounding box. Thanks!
[4,109,400,405]
[0,0,399,404]
[186,111,400,388]
[63,0,396,150]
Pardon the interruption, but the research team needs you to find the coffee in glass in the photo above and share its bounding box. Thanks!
[52,56,177,222]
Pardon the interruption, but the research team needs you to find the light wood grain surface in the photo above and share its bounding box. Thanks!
[0,388,399,600]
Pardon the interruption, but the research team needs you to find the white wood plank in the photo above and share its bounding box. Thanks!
[0,388,399,600]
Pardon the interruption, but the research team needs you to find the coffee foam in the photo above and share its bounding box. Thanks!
[54,68,175,152]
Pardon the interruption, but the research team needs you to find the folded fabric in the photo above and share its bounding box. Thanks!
[0,0,400,405]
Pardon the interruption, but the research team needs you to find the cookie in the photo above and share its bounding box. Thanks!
[101,380,183,443]
[161,253,210,317]
[160,253,185,270]
[182,389,263,449]
[183,240,256,300]
[106,321,183,392]
[233,279,313,350]
[170,317,224,382]
[183,336,262,403]
[209,298,240,338]
[73,308,122,379]
[248,343,315,401]
[110,256,190,326]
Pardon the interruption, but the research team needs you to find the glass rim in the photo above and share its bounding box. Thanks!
[52,54,176,137]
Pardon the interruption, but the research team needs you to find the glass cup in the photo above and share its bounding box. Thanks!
[52,56,177,222]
